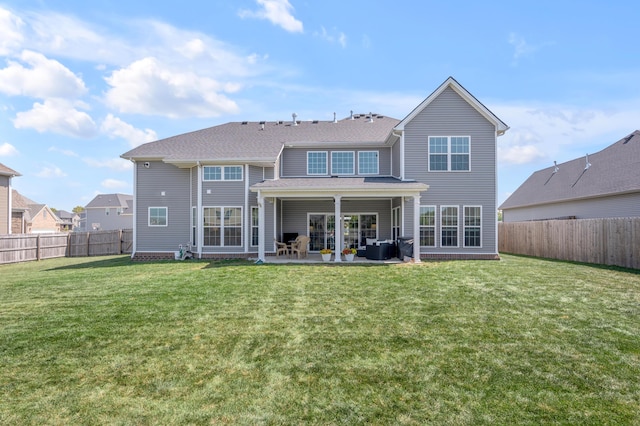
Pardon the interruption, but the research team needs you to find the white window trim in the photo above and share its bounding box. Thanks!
[428,136,471,172]
[251,206,259,247]
[440,205,459,248]
[148,206,168,227]
[307,151,328,175]
[358,150,379,175]
[463,205,483,248]
[331,151,355,175]
[203,206,243,247]
[202,165,243,181]
[419,205,437,247]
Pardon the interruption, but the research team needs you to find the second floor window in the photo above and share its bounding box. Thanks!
[307,151,327,175]
[203,166,243,181]
[358,151,379,174]
[331,151,354,175]
[429,136,470,171]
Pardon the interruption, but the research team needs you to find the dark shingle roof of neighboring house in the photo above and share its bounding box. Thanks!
[85,193,133,209]
[121,115,400,165]
[0,163,21,177]
[500,130,640,210]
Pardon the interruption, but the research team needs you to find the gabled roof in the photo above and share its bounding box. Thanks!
[394,76,509,135]
[121,116,399,166]
[0,163,21,177]
[11,189,60,223]
[500,130,640,210]
[85,193,133,209]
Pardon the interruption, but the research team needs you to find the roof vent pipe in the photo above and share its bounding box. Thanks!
[553,161,559,173]
[584,154,591,170]
[292,113,298,126]
[368,112,374,123]
[333,112,337,123]
[350,110,354,120]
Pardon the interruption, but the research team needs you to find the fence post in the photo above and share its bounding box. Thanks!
[36,234,41,261]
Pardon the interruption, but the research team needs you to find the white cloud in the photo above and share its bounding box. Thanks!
[13,99,97,138]
[494,100,640,166]
[104,57,240,118]
[239,0,303,33]
[83,157,132,172]
[314,26,347,48]
[0,50,87,98]
[0,8,24,55]
[101,114,157,148]
[507,33,554,66]
[36,165,66,178]
[0,142,19,156]
[101,178,128,189]
[48,146,79,157]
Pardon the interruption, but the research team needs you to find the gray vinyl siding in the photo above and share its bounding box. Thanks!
[503,192,640,222]
[0,176,8,234]
[404,86,498,254]
[280,199,394,241]
[136,162,191,252]
[391,140,401,178]
[281,148,392,177]
[85,208,133,231]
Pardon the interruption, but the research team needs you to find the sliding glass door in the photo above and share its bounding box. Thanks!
[308,213,377,252]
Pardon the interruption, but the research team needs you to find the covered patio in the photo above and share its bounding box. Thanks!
[251,177,428,264]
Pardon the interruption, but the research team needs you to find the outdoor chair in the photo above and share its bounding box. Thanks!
[290,235,310,259]
[274,238,289,257]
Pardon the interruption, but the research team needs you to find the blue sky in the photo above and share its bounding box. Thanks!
[0,0,638,210]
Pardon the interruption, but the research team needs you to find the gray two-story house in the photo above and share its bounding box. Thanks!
[121,77,508,261]
[83,193,133,231]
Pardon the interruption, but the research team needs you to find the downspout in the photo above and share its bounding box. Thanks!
[393,129,405,181]
[257,192,265,263]
[244,164,249,254]
[131,160,137,258]
[197,162,203,259]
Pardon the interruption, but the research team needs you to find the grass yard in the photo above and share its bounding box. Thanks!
[0,255,638,425]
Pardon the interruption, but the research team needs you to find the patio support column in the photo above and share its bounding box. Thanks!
[413,194,421,263]
[257,194,265,263]
[333,195,342,262]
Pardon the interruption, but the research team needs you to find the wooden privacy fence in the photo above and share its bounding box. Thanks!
[499,218,640,269]
[0,229,133,264]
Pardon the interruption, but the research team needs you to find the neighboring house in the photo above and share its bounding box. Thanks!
[11,190,62,233]
[84,193,133,231]
[0,163,21,235]
[500,130,640,222]
[121,77,508,261]
[56,210,81,231]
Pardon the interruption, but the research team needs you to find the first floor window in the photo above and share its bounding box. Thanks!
[203,207,242,246]
[392,207,401,241]
[419,206,436,247]
[464,206,482,247]
[192,206,197,247]
[149,207,168,226]
[440,206,458,247]
[251,206,259,246]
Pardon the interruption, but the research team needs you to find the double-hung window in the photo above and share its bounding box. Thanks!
[307,151,327,175]
[149,207,168,227]
[429,136,470,171]
[464,206,482,247]
[251,206,259,246]
[203,166,243,181]
[203,207,242,247]
[440,206,459,247]
[419,206,436,247]
[358,151,379,175]
[331,151,355,175]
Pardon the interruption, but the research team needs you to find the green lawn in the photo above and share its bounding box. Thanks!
[1,255,638,425]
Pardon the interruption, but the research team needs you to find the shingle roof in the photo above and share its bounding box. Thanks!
[0,163,21,177]
[500,130,640,210]
[85,193,133,209]
[253,176,426,190]
[121,116,400,164]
